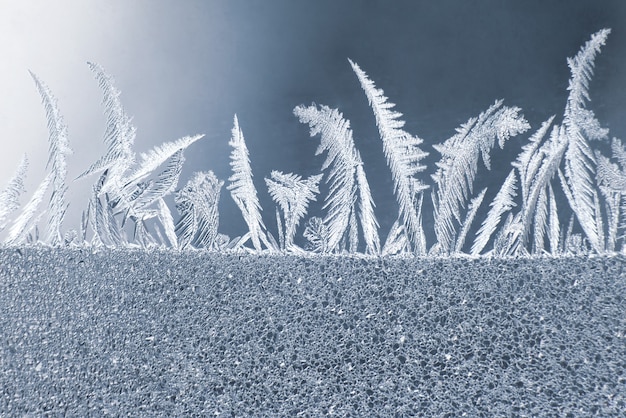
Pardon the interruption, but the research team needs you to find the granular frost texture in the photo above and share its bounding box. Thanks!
[0,248,624,416]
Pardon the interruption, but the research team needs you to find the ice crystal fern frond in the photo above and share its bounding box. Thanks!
[562,28,611,252]
[227,115,273,251]
[513,116,555,203]
[29,72,73,245]
[88,170,123,247]
[108,136,205,230]
[74,64,204,248]
[5,174,51,245]
[519,125,568,252]
[294,103,380,254]
[566,29,611,111]
[0,155,28,231]
[431,100,530,254]
[176,171,224,250]
[597,138,626,192]
[127,135,205,184]
[611,137,626,170]
[156,198,177,248]
[349,59,429,254]
[127,149,186,214]
[472,170,517,255]
[303,216,331,253]
[596,138,626,251]
[265,171,321,250]
[455,187,487,254]
[79,62,137,184]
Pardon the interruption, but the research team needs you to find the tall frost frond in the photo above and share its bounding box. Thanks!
[157,198,177,248]
[275,207,285,249]
[129,149,186,212]
[133,216,158,249]
[75,63,204,248]
[597,139,626,192]
[227,115,269,251]
[303,216,331,253]
[30,72,73,245]
[512,116,555,202]
[604,189,621,252]
[175,171,224,250]
[532,187,549,253]
[79,62,136,181]
[294,103,380,254]
[126,134,205,184]
[89,170,123,247]
[558,168,576,215]
[548,184,561,254]
[596,153,625,190]
[562,29,611,252]
[611,138,626,170]
[0,154,28,230]
[519,125,568,250]
[565,29,611,112]
[596,153,621,251]
[455,187,487,254]
[596,141,626,251]
[174,199,194,250]
[355,163,380,254]
[103,193,123,246]
[471,170,517,255]
[87,175,104,247]
[294,104,358,252]
[492,213,525,257]
[382,219,410,256]
[265,171,322,250]
[349,59,428,253]
[5,174,51,245]
[348,209,359,253]
[432,100,529,254]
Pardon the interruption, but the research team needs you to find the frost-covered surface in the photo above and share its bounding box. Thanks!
[0,248,624,416]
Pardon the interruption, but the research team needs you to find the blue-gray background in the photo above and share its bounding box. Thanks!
[1,0,625,243]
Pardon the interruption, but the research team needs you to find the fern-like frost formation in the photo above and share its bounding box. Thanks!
[1,29,624,258]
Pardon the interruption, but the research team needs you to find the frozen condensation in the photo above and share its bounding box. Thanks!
[0,248,624,415]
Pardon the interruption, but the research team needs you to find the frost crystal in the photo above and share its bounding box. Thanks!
[175,171,223,250]
[294,104,380,254]
[0,155,28,231]
[1,29,624,257]
[265,170,321,250]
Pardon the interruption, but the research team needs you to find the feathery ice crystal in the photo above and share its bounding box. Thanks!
[1,29,623,257]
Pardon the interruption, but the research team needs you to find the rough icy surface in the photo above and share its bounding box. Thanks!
[0,248,625,416]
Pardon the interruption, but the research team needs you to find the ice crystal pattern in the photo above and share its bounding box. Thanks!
[1,29,624,257]
[175,171,224,250]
